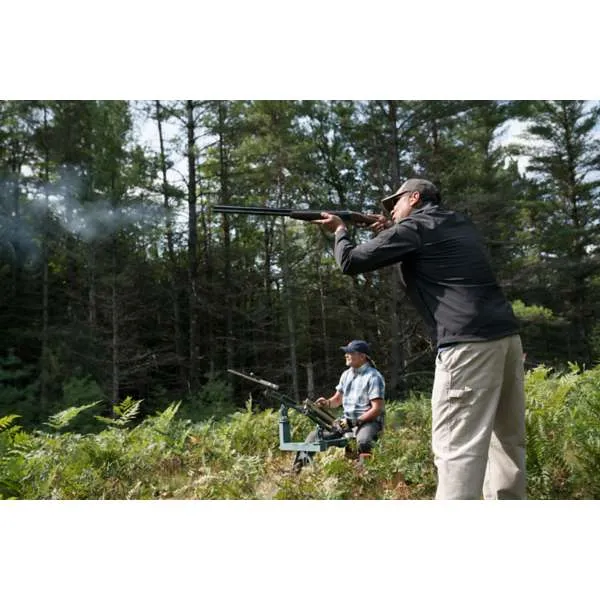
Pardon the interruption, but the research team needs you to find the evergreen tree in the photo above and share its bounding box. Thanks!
[517,101,600,363]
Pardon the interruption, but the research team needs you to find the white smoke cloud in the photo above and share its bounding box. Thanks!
[1,167,168,266]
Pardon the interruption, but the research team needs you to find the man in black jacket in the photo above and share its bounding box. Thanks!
[313,178,526,499]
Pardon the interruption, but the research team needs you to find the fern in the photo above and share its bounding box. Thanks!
[96,396,143,428]
[150,401,182,432]
[7,365,600,499]
[0,414,21,433]
[115,396,142,421]
[0,415,26,498]
[45,401,101,431]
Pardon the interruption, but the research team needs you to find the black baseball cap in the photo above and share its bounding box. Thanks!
[381,178,441,213]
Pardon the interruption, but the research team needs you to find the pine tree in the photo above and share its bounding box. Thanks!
[517,101,600,363]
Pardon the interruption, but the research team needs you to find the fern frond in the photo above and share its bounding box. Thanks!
[95,397,143,428]
[46,401,101,430]
[0,414,21,433]
[151,401,181,431]
[114,396,142,424]
[95,416,118,426]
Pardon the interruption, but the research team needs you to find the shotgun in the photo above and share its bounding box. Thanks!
[212,204,380,227]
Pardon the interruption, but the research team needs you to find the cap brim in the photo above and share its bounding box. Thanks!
[381,193,400,213]
[340,346,370,355]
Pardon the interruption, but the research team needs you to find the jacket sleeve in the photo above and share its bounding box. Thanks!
[334,221,421,275]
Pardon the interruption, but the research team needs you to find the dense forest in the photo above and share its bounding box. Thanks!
[1,100,600,429]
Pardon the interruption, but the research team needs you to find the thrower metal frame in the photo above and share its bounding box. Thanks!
[227,369,350,453]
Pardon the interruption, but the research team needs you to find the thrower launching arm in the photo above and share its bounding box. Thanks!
[227,368,352,452]
[226,369,339,432]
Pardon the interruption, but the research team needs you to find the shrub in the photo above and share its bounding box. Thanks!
[179,378,236,422]
[525,364,600,499]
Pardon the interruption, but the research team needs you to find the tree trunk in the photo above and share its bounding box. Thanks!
[197,113,214,375]
[155,100,185,386]
[111,236,120,411]
[317,255,331,381]
[218,101,235,378]
[305,362,315,400]
[88,248,96,327]
[281,220,299,402]
[186,100,199,391]
[40,105,51,413]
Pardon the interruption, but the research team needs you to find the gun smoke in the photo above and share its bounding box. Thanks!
[0,169,168,268]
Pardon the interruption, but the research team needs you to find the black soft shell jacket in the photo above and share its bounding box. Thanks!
[334,202,520,347]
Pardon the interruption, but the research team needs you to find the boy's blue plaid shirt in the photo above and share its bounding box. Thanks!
[336,363,385,421]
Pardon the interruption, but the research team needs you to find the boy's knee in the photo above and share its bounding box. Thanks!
[356,424,381,452]
[356,432,377,454]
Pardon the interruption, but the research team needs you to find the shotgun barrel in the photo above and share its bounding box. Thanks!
[212,204,380,226]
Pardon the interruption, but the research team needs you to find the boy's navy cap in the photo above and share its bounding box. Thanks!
[340,340,371,355]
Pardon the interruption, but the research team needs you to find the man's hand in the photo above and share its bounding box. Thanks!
[314,397,328,407]
[333,418,348,433]
[311,212,346,234]
[333,417,358,433]
[368,214,393,234]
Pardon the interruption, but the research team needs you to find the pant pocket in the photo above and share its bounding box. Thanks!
[445,386,479,450]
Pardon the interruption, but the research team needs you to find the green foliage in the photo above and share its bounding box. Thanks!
[525,364,600,498]
[96,396,142,428]
[45,401,101,431]
[0,414,30,499]
[586,321,600,365]
[147,400,182,433]
[513,101,600,364]
[7,401,189,499]
[62,375,105,408]
[0,352,40,427]
[3,99,600,430]
[4,364,600,500]
[512,300,570,367]
[371,397,436,495]
[113,396,143,423]
[197,378,233,404]
[226,399,279,456]
[0,414,21,433]
[512,300,557,321]
[178,378,236,422]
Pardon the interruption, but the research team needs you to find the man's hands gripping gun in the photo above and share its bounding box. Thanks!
[332,417,359,434]
[300,399,338,432]
[278,395,340,433]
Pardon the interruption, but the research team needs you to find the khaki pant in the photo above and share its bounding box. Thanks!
[431,335,526,499]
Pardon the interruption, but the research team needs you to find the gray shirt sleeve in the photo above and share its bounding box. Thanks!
[334,221,422,275]
[368,371,385,400]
